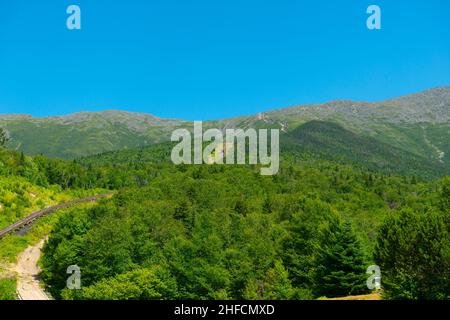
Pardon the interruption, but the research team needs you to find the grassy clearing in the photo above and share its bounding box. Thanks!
[0,277,17,300]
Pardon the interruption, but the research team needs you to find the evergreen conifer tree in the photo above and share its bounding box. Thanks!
[374,209,450,299]
[314,216,368,298]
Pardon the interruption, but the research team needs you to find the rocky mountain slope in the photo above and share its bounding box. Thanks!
[1,87,449,161]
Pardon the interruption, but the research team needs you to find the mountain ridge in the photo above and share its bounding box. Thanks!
[2,86,449,123]
[0,86,449,161]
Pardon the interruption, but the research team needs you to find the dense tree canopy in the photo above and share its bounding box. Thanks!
[2,139,449,300]
[39,158,449,300]
[375,208,450,299]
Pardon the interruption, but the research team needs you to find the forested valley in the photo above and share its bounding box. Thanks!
[0,125,449,300]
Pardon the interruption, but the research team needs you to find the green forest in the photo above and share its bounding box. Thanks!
[0,125,449,300]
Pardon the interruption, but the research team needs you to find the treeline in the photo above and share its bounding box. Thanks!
[0,142,178,190]
[41,163,450,300]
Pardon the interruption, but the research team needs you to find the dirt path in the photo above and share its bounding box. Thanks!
[12,239,50,300]
[327,293,382,300]
[0,193,114,300]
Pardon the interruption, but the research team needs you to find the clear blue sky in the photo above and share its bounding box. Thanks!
[0,0,449,120]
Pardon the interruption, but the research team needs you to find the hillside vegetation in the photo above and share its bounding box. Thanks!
[282,121,448,178]
[40,158,450,300]
[77,120,450,179]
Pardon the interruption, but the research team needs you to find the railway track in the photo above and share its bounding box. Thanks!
[0,193,114,239]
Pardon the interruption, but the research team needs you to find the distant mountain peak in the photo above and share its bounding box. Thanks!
[1,86,449,159]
